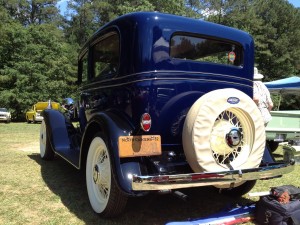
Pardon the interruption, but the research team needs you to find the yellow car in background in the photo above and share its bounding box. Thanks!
[26,101,60,123]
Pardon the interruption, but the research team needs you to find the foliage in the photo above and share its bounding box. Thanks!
[252,0,300,80]
[204,0,300,80]
[0,14,77,120]
[0,0,300,120]
[0,0,63,25]
[64,0,195,46]
[272,93,300,110]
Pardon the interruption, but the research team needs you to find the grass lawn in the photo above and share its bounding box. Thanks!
[0,122,299,225]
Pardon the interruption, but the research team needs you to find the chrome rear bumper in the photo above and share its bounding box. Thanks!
[132,162,294,191]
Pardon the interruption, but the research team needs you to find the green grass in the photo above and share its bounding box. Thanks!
[0,122,299,224]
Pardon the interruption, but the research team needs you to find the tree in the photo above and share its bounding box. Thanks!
[63,0,98,47]
[1,0,300,119]
[253,0,300,79]
[204,0,300,79]
[1,0,62,26]
[64,0,199,47]
[0,21,77,120]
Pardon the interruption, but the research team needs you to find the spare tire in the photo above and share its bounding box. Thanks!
[182,88,265,173]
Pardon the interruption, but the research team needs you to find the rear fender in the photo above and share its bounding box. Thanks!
[81,111,143,194]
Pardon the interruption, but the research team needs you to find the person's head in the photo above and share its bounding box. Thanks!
[253,67,264,80]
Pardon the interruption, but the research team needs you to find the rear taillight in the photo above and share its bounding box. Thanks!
[140,113,151,132]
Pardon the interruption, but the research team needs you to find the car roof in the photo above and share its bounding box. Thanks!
[78,11,254,83]
[81,11,252,53]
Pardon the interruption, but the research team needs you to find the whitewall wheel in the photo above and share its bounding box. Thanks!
[86,133,127,217]
[40,120,54,160]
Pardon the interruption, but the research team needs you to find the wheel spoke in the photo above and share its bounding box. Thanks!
[92,144,111,201]
[211,109,247,165]
[98,183,109,199]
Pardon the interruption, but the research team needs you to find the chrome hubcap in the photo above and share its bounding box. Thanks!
[226,128,242,147]
[93,164,100,184]
[211,109,247,165]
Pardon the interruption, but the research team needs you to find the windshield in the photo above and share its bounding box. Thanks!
[0,108,8,112]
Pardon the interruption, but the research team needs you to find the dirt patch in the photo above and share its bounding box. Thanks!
[12,141,40,153]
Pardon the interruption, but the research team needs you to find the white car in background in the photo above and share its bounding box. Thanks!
[0,108,11,123]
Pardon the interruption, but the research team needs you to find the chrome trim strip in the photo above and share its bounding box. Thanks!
[81,77,252,92]
[80,70,252,90]
[131,163,294,191]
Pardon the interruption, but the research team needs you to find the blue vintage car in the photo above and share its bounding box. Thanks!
[40,12,294,217]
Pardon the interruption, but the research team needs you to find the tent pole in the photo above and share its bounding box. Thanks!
[278,92,282,110]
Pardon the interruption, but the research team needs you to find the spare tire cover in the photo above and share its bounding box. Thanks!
[182,88,265,172]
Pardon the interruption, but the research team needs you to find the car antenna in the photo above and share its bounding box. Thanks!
[47,99,52,109]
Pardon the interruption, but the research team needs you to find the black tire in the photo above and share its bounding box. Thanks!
[217,180,257,197]
[267,140,279,152]
[39,120,55,160]
[26,117,31,123]
[86,132,128,217]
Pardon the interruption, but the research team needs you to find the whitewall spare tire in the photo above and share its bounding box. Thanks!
[182,88,265,174]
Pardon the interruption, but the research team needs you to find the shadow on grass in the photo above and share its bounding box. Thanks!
[28,154,255,225]
[273,153,284,158]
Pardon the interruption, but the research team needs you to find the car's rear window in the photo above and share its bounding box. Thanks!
[170,34,243,67]
[0,108,8,112]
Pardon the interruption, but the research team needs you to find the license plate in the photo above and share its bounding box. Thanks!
[118,135,161,158]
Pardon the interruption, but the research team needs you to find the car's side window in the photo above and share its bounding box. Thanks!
[78,51,88,84]
[92,32,120,80]
[170,34,243,67]
[81,54,88,83]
